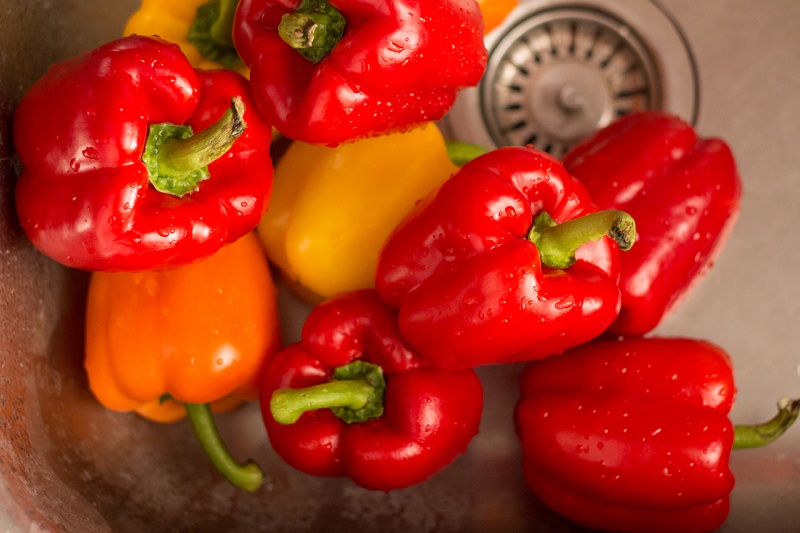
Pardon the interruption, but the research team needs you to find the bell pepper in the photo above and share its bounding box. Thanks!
[260,289,483,491]
[562,111,742,336]
[13,35,274,272]
[375,145,635,370]
[233,0,489,145]
[125,0,249,74]
[258,123,458,303]
[85,231,282,491]
[476,0,518,33]
[515,337,800,533]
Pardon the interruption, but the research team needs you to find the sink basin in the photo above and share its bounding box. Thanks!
[2,1,799,531]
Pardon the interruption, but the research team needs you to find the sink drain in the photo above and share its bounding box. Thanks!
[482,8,659,155]
[442,0,698,157]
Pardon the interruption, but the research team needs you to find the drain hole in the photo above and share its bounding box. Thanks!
[441,0,698,158]
[480,6,660,158]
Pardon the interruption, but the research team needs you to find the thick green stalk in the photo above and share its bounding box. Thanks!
[733,397,800,449]
[187,0,244,69]
[278,0,347,64]
[529,210,636,269]
[209,0,239,46]
[270,360,385,425]
[184,402,264,492]
[143,97,245,197]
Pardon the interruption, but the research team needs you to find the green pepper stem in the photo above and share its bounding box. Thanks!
[733,397,800,449]
[445,141,490,167]
[209,0,239,46]
[270,360,386,425]
[145,97,245,197]
[159,97,245,173]
[271,380,375,424]
[529,209,636,269]
[187,0,244,69]
[184,403,264,492]
[278,0,347,64]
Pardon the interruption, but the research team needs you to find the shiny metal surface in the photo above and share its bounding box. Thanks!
[443,0,699,156]
[475,5,661,156]
[1,1,800,532]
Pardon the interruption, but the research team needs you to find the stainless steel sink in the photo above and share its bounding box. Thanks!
[442,0,699,157]
[2,1,800,531]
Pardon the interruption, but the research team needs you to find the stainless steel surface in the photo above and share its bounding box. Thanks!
[481,6,660,156]
[443,0,699,155]
[1,1,800,532]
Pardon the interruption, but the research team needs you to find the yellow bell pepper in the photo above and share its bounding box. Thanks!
[259,124,458,303]
[125,0,248,76]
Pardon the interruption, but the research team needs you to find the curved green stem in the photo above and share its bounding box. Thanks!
[144,97,246,197]
[278,0,347,64]
[184,402,264,492]
[270,360,385,425]
[733,397,800,449]
[529,210,636,269]
[187,0,244,69]
[445,141,490,167]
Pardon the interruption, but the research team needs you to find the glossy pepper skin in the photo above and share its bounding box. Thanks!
[13,35,273,272]
[375,146,626,370]
[85,231,281,491]
[125,0,249,74]
[260,290,483,491]
[85,231,281,423]
[233,0,488,145]
[515,337,736,533]
[258,124,458,303]
[562,111,742,336]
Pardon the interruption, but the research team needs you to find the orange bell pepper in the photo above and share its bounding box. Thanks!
[477,0,518,33]
[84,231,281,491]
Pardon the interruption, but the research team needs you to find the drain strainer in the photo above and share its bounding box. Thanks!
[441,0,698,157]
[482,8,659,156]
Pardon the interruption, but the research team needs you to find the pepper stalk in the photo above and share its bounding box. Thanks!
[445,141,490,167]
[184,402,264,492]
[143,96,246,197]
[278,0,347,64]
[529,210,637,269]
[733,397,800,449]
[270,360,386,424]
[188,0,244,70]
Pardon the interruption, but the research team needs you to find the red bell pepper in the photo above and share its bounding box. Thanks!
[13,35,274,272]
[233,0,488,145]
[260,289,483,491]
[375,146,635,370]
[515,337,800,533]
[562,111,742,336]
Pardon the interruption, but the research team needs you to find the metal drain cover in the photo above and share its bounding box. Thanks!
[441,0,698,157]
